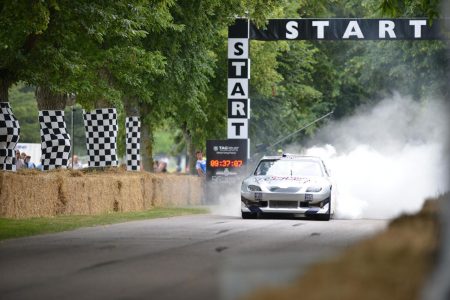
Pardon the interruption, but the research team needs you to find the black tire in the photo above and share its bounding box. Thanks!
[317,198,331,221]
[241,211,257,219]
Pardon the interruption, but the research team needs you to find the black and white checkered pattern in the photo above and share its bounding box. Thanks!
[126,116,141,171]
[83,108,118,167]
[0,102,20,171]
[39,110,71,170]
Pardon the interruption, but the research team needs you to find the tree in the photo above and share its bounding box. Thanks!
[139,0,285,173]
[246,0,449,152]
[4,1,448,171]
[0,1,55,102]
[379,0,441,19]
[2,1,181,169]
[8,83,39,143]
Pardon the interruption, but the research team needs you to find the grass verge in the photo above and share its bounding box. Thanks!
[0,207,208,241]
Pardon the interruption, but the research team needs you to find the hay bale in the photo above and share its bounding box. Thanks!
[141,174,153,209]
[156,174,202,206]
[161,175,183,206]
[60,172,148,215]
[0,170,204,219]
[0,171,59,218]
[150,175,164,207]
[188,176,204,205]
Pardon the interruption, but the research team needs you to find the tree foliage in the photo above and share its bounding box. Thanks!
[3,0,449,168]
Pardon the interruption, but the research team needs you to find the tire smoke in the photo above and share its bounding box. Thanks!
[209,94,448,220]
[299,94,449,219]
[208,181,246,217]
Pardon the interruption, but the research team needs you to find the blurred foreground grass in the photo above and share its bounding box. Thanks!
[0,207,208,241]
[246,194,447,300]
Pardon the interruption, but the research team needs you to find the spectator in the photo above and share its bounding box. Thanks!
[153,160,159,172]
[68,155,83,169]
[23,155,35,169]
[15,150,24,170]
[195,150,206,177]
[158,159,168,173]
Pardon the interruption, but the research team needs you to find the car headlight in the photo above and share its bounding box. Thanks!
[248,185,262,192]
[306,186,322,192]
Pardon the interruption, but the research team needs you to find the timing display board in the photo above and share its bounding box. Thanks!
[206,139,248,182]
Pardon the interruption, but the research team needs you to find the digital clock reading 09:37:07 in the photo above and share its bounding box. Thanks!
[209,160,243,168]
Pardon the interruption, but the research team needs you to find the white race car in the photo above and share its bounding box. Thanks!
[241,154,335,220]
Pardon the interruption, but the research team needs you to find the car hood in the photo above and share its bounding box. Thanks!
[244,175,329,190]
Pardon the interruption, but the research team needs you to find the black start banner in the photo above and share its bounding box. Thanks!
[250,19,448,41]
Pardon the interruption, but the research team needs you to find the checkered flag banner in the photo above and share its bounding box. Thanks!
[83,108,118,167]
[39,110,71,170]
[0,102,20,171]
[126,116,141,171]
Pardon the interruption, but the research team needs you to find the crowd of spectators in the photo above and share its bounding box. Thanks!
[13,150,206,174]
[15,151,84,170]
[15,150,39,170]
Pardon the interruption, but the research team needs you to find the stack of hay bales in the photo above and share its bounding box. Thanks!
[0,169,204,219]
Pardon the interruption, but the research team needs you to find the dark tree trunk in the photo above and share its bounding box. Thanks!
[81,69,118,168]
[35,86,68,110]
[93,68,114,109]
[35,86,71,170]
[0,78,19,171]
[0,102,20,171]
[139,104,154,172]
[0,78,11,102]
[140,124,154,172]
[93,98,111,109]
[124,97,139,117]
[83,108,118,168]
[182,124,196,175]
[124,97,141,171]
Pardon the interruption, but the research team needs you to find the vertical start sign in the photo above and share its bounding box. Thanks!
[228,19,250,143]
[206,139,248,182]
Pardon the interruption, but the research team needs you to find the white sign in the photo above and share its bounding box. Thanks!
[228,79,248,99]
[227,119,248,139]
[228,38,249,59]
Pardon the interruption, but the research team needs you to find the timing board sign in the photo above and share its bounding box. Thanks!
[206,139,248,182]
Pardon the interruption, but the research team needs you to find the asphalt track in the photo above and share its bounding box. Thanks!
[0,214,387,300]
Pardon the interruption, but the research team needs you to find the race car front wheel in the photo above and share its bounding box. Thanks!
[317,198,331,221]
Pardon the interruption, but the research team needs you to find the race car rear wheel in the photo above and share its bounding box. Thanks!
[241,212,257,219]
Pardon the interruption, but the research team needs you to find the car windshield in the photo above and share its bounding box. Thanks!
[254,159,323,177]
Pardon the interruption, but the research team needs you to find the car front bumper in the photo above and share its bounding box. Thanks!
[241,190,331,215]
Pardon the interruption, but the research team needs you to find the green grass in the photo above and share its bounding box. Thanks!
[0,207,208,241]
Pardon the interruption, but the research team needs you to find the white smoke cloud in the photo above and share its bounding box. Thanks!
[210,94,448,220]
[300,93,449,219]
[208,181,244,217]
